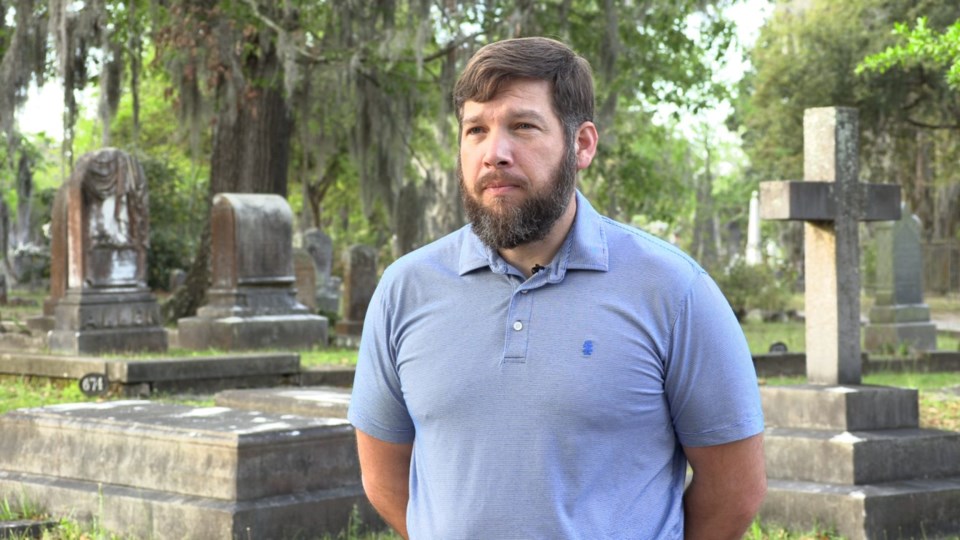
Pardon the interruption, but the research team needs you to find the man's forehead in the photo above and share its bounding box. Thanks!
[461,80,557,122]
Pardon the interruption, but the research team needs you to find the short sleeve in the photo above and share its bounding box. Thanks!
[347,282,416,444]
[663,272,764,447]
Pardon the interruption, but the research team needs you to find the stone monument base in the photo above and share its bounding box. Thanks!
[0,401,377,540]
[865,303,937,352]
[865,322,938,352]
[178,314,328,351]
[759,385,960,539]
[24,316,55,333]
[48,289,167,354]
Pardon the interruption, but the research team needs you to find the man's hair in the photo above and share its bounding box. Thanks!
[453,37,595,141]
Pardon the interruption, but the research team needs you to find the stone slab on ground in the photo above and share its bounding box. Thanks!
[0,350,299,395]
[216,386,351,419]
[762,477,960,540]
[0,401,375,539]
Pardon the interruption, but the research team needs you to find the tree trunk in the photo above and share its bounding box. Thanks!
[163,45,293,323]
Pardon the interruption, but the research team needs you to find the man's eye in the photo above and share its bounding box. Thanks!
[516,123,534,130]
[465,126,484,135]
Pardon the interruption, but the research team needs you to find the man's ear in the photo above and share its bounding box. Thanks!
[574,121,599,171]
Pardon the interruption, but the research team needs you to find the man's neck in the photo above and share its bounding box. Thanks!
[499,195,578,279]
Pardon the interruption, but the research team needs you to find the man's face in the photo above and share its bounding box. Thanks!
[458,78,577,250]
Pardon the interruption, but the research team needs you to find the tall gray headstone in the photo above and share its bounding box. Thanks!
[303,228,333,279]
[47,148,167,354]
[864,206,937,352]
[757,107,960,539]
[177,193,328,350]
[334,245,377,337]
[303,228,341,314]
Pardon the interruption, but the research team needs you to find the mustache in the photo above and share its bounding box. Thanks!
[476,171,528,192]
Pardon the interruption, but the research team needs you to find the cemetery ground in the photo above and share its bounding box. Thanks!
[1,289,960,539]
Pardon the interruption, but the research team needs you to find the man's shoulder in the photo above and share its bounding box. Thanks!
[597,215,704,279]
[380,224,473,282]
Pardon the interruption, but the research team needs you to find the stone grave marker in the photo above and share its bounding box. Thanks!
[334,244,377,338]
[864,206,937,352]
[293,248,318,312]
[757,107,960,538]
[303,228,333,279]
[177,193,327,350]
[745,190,762,265]
[46,148,167,354]
[25,186,67,333]
[304,228,342,314]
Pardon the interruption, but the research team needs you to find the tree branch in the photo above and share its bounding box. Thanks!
[241,0,332,64]
[904,117,960,130]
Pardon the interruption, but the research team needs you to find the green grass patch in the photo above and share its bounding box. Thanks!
[0,376,99,415]
[301,348,359,367]
[741,321,806,355]
[741,320,959,355]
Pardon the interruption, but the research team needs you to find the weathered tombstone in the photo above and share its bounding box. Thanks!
[303,228,342,314]
[864,206,937,352]
[25,187,67,333]
[758,107,960,539]
[334,245,377,338]
[47,148,167,354]
[745,190,762,265]
[293,248,318,312]
[303,228,333,279]
[177,193,328,350]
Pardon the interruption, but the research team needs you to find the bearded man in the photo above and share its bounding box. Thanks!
[348,37,766,540]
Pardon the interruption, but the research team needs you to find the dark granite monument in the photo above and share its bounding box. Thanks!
[177,193,327,350]
[864,205,937,352]
[47,148,167,354]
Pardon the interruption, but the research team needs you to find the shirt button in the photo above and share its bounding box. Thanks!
[521,290,529,294]
[513,321,523,331]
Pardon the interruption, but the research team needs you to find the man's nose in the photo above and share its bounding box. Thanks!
[482,129,514,169]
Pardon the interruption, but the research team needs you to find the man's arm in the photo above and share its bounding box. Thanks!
[683,433,766,539]
[355,428,414,540]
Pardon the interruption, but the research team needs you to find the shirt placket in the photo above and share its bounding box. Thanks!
[502,282,536,363]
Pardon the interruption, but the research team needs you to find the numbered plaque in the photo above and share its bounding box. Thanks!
[79,373,109,397]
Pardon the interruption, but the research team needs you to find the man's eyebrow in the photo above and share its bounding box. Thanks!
[461,108,551,126]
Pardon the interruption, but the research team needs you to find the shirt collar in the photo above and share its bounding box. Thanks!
[458,190,609,276]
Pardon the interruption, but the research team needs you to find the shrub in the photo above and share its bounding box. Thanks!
[715,259,794,321]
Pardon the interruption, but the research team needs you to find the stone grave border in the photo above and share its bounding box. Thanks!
[0,350,356,395]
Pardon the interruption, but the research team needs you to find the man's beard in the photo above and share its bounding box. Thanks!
[459,142,578,250]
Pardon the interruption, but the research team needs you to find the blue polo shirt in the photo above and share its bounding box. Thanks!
[348,191,763,539]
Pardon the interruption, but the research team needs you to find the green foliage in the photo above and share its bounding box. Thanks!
[139,154,206,290]
[715,260,794,321]
[858,17,960,90]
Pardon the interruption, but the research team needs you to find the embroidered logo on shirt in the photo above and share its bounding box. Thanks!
[582,340,594,357]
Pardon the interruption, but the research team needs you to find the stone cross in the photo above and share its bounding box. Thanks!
[759,107,900,385]
[745,190,762,265]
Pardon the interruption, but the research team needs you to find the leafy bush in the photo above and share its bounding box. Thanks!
[140,154,208,291]
[715,260,795,321]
